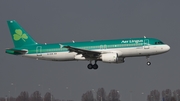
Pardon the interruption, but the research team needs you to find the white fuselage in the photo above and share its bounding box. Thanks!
[23,44,170,62]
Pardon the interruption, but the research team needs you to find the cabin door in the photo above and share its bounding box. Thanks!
[144,39,149,49]
[36,46,42,56]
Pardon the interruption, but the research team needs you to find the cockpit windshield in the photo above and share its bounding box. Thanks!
[155,41,164,44]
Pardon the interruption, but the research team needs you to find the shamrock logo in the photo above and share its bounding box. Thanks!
[13,29,28,42]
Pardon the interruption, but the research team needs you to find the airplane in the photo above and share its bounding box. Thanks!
[5,20,170,70]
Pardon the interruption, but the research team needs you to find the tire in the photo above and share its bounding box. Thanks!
[147,62,151,66]
[87,64,93,69]
[93,64,98,69]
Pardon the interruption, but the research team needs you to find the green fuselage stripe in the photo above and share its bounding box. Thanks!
[18,38,164,54]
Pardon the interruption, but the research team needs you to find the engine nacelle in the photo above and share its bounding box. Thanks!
[75,54,85,60]
[101,53,125,63]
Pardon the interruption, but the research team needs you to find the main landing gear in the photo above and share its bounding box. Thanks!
[87,60,98,70]
[146,56,151,66]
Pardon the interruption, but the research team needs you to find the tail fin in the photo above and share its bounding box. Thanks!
[7,20,38,48]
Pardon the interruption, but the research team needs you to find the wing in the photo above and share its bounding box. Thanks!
[64,46,101,58]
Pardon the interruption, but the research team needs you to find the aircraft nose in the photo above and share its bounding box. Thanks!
[164,45,170,52]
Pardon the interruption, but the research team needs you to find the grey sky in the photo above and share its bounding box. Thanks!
[0,0,180,101]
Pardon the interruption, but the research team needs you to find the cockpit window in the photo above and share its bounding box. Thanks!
[155,41,164,44]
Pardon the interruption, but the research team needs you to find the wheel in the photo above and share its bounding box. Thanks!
[147,61,151,66]
[93,64,98,69]
[87,64,93,69]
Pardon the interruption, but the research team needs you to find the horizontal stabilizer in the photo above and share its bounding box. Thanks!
[6,48,27,55]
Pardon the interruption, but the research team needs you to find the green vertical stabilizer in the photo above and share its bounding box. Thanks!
[7,20,38,48]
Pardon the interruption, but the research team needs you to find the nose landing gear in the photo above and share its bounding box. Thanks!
[146,56,151,66]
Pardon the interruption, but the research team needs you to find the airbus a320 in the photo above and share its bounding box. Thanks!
[6,20,170,70]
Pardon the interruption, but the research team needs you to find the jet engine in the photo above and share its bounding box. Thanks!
[101,53,125,63]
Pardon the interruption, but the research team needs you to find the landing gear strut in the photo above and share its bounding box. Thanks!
[87,60,98,70]
[146,56,151,66]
